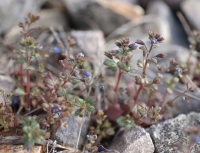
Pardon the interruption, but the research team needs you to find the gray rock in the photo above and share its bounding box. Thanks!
[108,126,154,153]
[148,112,200,153]
[146,1,188,47]
[0,0,46,34]
[52,114,90,149]
[181,0,200,31]
[63,0,144,35]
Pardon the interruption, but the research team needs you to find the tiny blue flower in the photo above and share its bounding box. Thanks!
[53,46,60,54]
[100,85,105,90]
[58,107,62,111]
[39,46,44,49]
[151,39,156,44]
[57,111,61,116]
[176,68,182,73]
[86,135,90,140]
[12,97,20,104]
[51,108,56,114]
[78,52,84,57]
[128,43,138,49]
[98,145,106,152]
[85,72,91,77]
[194,136,200,143]
[26,147,30,152]
[87,151,91,153]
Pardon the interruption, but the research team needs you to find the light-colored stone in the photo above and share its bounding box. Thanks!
[0,0,46,34]
[109,126,154,153]
[0,145,42,153]
[149,112,200,153]
[62,0,144,35]
[51,114,90,149]
[181,0,200,31]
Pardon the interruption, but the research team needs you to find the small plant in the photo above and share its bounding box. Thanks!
[103,31,194,127]
[20,116,45,151]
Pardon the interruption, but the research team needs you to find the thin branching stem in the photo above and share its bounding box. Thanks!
[74,111,85,153]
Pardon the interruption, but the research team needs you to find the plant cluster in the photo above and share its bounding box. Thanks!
[0,12,199,153]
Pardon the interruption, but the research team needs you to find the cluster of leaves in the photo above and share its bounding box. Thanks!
[20,116,45,151]
[103,31,194,128]
[1,13,100,152]
[0,89,15,131]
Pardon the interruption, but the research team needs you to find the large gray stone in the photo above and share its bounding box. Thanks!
[181,0,200,31]
[52,114,90,149]
[0,0,46,34]
[148,112,200,153]
[63,0,144,35]
[108,126,155,153]
[146,1,188,47]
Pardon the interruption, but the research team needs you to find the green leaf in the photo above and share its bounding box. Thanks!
[103,58,118,71]
[151,58,157,64]
[57,86,67,97]
[20,49,28,53]
[25,66,35,71]
[85,97,94,105]
[70,79,81,85]
[75,97,85,106]
[167,101,173,108]
[17,57,26,63]
[86,104,95,113]
[14,87,26,96]
[116,116,135,128]
[117,62,130,72]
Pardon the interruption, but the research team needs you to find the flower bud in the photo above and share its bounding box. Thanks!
[153,77,161,84]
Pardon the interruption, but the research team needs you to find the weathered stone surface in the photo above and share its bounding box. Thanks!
[108,126,154,153]
[51,114,90,149]
[0,145,42,153]
[63,0,144,35]
[0,0,46,34]
[181,0,200,31]
[148,112,200,153]
[146,1,188,47]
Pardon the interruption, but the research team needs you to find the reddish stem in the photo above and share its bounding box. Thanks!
[26,57,30,111]
[114,69,123,92]
[134,84,143,102]
[142,44,153,78]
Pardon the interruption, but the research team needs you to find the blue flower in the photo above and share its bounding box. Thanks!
[100,85,105,90]
[39,46,44,49]
[85,72,91,77]
[53,46,60,54]
[26,147,30,152]
[194,136,200,143]
[78,52,84,57]
[128,43,138,49]
[151,39,156,44]
[51,108,56,114]
[176,68,182,73]
[98,145,106,152]
[58,107,62,111]
[12,97,20,104]
[57,111,61,116]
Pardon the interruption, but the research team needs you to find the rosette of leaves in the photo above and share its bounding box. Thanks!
[20,116,45,151]
[116,115,135,128]
[75,97,95,117]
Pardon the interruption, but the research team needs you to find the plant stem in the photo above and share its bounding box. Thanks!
[169,90,189,103]
[142,44,153,78]
[114,69,123,92]
[74,111,85,153]
[26,56,30,111]
[134,84,143,102]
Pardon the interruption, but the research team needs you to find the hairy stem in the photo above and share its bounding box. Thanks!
[114,69,123,92]
[26,56,30,111]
